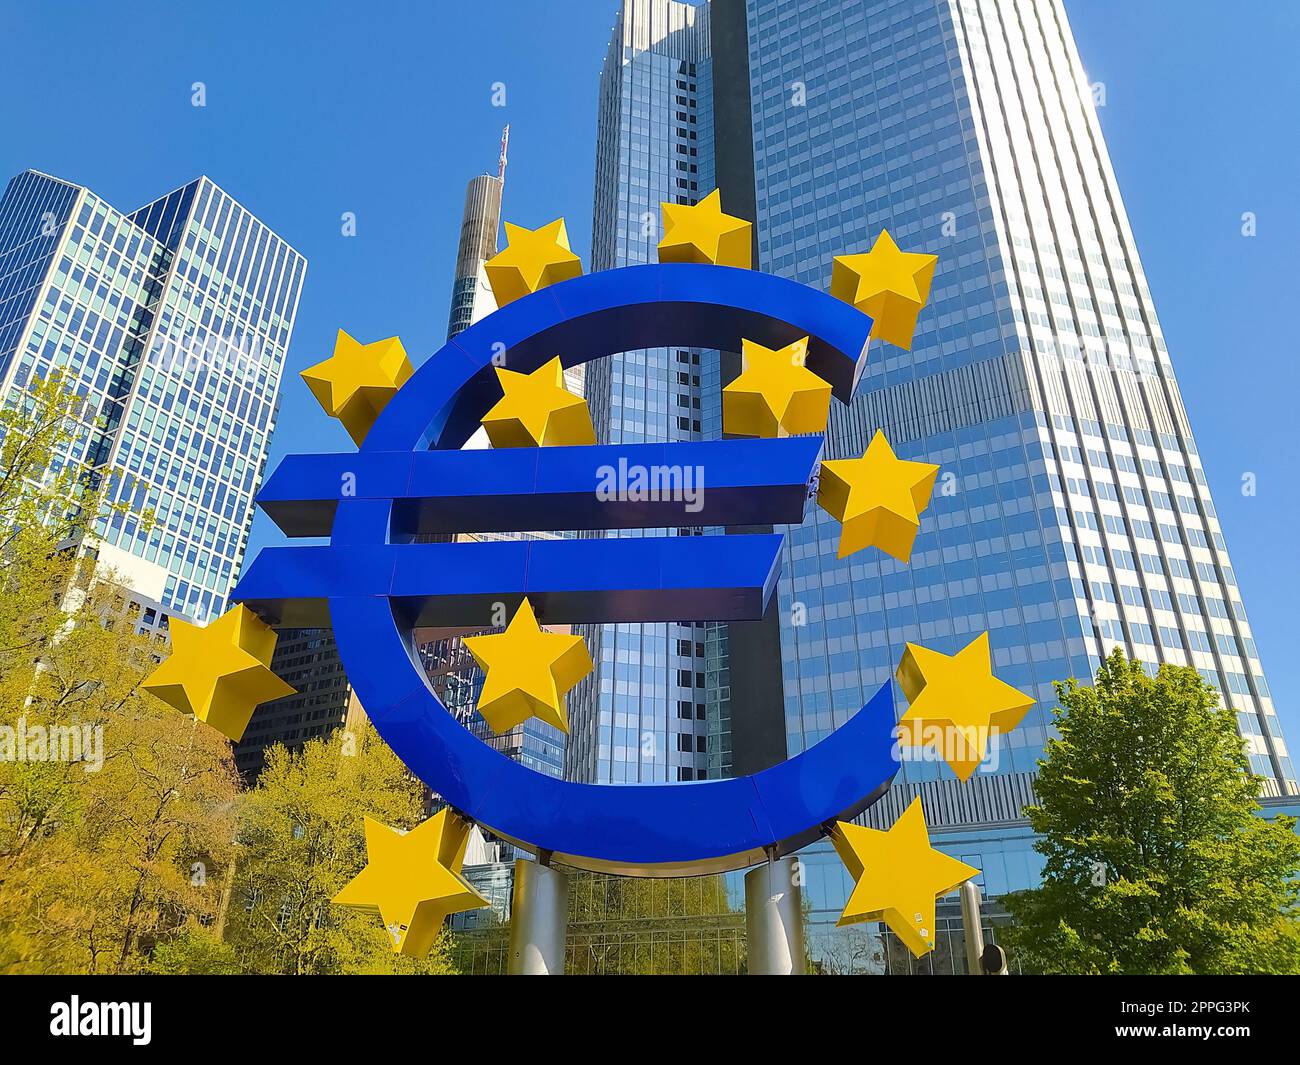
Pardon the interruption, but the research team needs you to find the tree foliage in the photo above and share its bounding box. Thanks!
[0,374,239,974]
[224,723,457,975]
[0,377,458,974]
[1004,648,1300,974]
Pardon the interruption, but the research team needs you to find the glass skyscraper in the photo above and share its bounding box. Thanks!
[567,0,722,785]
[566,0,1294,970]
[428,145,571,781]
[0,169,306,628]
[739,0,1292,800]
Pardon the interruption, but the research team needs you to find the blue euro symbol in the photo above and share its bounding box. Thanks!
[234,263,900,875]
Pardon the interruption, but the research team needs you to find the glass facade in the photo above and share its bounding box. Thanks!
[742,0,1292,801]
[450,866,746,975]
[732,0,1295,966]
[567,0,721,786]
[553,0,1295,974]
[235,628,355,777]
[0,169,306,626]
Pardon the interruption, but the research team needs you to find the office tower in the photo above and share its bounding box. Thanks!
[566,0,720,786]
[239,141,572,784]
[566,0,1293,970]
[424,139,577,780]
[0,170,305,629]
[447,128,508,338]
[731,0,1292,788]
[233,628,360,776]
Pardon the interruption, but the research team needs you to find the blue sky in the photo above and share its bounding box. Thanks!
[2,1,1297,738]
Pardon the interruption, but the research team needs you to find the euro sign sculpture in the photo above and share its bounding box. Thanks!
[231,261,907,876]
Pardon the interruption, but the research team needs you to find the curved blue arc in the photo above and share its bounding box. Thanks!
[329,594,899,876]
[359,262,874,454]
[240,262,898,875]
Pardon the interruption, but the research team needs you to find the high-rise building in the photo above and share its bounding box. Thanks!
[566,0,721,786]
[736,0,1293,784]
[424,136,576,782]
[233,627,361,776]
[561,0,1294,971]
[238,140,573,785]
[446,127,507,338]
[0,169,306,629]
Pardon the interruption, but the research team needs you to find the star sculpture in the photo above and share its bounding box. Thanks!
[332,809,488,956]
[895,631,1036,780]
[831,797,979,957]
[463,598,593,734]
[815,430,939,561]
[301,330,414,446]
[483,219,583,307]
[480,356,596,448]
[142,604,295,742]
[830,229,938,349]
[722,336,833,437]
[658,189,752,269]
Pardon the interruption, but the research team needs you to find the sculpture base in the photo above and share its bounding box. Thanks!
[744,856,806,975]
[507,859,569,975]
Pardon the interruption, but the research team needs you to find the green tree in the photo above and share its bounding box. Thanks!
[0,374,239,974]
[225,722,457,974]
[143,925,242,975]
[1004,648,1300,974]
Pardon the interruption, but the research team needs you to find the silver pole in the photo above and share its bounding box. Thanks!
[959,878,984,975]
[745,855,806,975]
[507,857,568,975]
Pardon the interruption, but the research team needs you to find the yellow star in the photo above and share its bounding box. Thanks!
[896,632,1036,781]
[815,430,939,561]
[830,229,938,349]
[830,797,979,957]
[332,809,488,956]
[658,189,752,268]
[722,336,833,437]
[142,604,295,742]
[481,356,596,448]
[483,219,583,307]
[464,598,592,734]
[301,330,414,446]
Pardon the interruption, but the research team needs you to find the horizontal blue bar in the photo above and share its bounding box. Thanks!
[232,534,785,629]
[257,437,823,538]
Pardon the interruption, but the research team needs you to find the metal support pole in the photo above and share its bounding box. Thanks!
[745,855,806,975]
[959,878,985,975]
[507,857,568,975]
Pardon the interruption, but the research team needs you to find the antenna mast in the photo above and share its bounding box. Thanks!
[498,125,510,184]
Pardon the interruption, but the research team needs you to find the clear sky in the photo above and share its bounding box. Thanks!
[2,1,1297,739]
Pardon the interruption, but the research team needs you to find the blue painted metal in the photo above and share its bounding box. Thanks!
[233,534,786,629]
[329,593,898,876]
[235,262,898,875]
[257,437,823,537]
[360,262,874,453]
